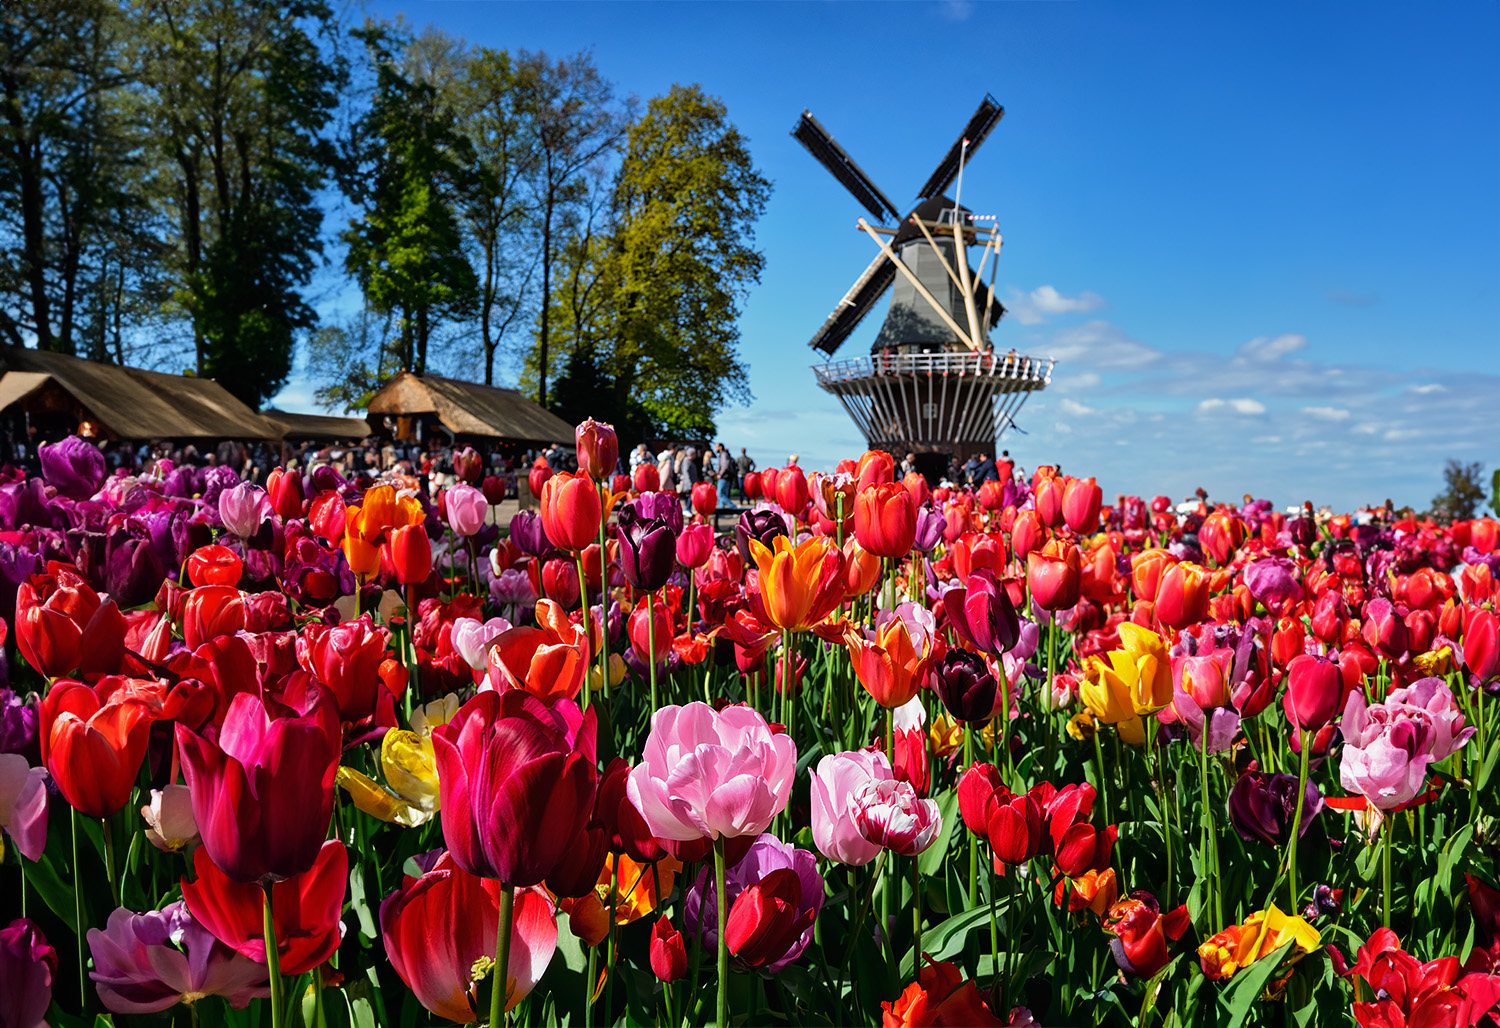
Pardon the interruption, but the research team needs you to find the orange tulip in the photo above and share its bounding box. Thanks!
[1062,477,1102,534]
[846,610,935,709]
[842,538,883,599]
[342,506,382,577]
[901,471,930,510]
[1027,540,1082,611]
[853,483,917,559]
[1199,511,1247,565]
[1130,549,1174,602]
[855,450,895,492]
[748,536,846,632]
[950,532,1007,580]
[540,471,602,552]
[1155,561,1211,631]
[485,599,589,703]
[596,852,682,924]
[362,483,425,534]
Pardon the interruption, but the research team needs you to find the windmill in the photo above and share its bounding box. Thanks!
[794,95,1053,478]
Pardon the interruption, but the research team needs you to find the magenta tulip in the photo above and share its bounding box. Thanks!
[0,918,56,1028]
[431,690,598,886]
[626,702,797,842]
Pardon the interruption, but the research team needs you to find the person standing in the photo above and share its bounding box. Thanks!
[997,449,1014,483]
[713,442,734,507]
[658,446,678,496]
[736,447,756,499]
[680,446,702,513]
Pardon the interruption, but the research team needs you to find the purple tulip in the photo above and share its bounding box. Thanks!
[508,510,553,557]
[0,918,56,1028]
[1243,556,1300,611]
[684,833,824,973]
[0,543,39,625]
[1228,771,1322,847]
[615,508,676,593]
[491,567,538,607]
[88,901,270,1014]
[735,508,790,566]
[912,507,945,553]
[0,479,56,531]
[932,650,999,723]
[942,569,1020,655]
[39,435,105,500]
[0,689,38,759]
[0,753,47,861]
[200,465,240,506]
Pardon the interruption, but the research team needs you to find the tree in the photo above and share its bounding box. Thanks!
[135,0,346,406]
[513,50,631,408]
[1430,459,1486,524]
[533,84,769,439]
[342,25,477,378]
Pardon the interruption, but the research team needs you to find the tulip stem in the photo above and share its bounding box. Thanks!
[988,849,1000,998]
[263,881,285,1028]
[101,815,119,907]
[71,807,85,1003]
[966,728,978,907]
[1382,815,1393,930]
[1286,734,1311,911]
[646,590,660,714]
[492,881,515,1027]
[909,852,922,979]
[1001,862,1015,1016]
[595,492,613,705]
[713,836,729,1028]
[782,629,795,743]
[1092,729,1110,824]
[575,555,593,715]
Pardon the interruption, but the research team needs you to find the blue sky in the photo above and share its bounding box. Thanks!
[273,0,1500,512]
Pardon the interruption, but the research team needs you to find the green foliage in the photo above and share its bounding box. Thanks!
[341,24,477,377]
[1430,459,1487,524]
[1491,467,1500,517]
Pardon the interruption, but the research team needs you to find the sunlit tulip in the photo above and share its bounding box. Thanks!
[39,434,105,498]
[1468,609,1499,683]
[140,784,199,853]
[627,702,795,841]
[1282,653,1346,731]
[747,535,845,632]
[575,418,618,480]
[988,790,1044,865]
[87,901,268,1014]
[266,468,304,521]
[1010,509,1045,561]
[446,483,489,537]
[1153,561,1210,631]
[691,481,718,517]
[855,450,895,491]
[854,482,917,558]
[541,471,602,551]
[629,597,674,664]
[336,729,441,828]
[1027,540,1081,612]
[846,603,938,709]
[932,650,999,723]
[388,524,433,585]
[1227,772,1322,848]
[1198,511,1245,565]
[484,601,589,704]
[810,749,892,866]
[851,777,942,856]
[1197,904,1320,982]
[1034,476,1064,528]
[1361,597,1409,659]
[176,692,339,883]
[432,690,597,886]
[39,682,153,818]
[943,569,1020,655]
[676,523,713,569]
[186,545,242,588]
[1082,622,1171,726]
[777,465,810,515]
[841,537,882,599]
[381,850,557,1020]
[633,462,660,494]
[881,959,1004,1027]
[181,841,345,975]
[1340,677,1473,810]
[684,833,823,973]
[16,565,127,679]
[1103,895,1190,977]
[1062,476,1102,534]
[296,614,390,722]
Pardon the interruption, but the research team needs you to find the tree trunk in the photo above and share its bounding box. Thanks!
[2,69,54,351]
[537,182,553,407]
[416,305,428,375]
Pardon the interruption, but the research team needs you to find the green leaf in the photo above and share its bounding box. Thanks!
[1437,823,1475,901]
[1218,939,1296,1028]
[923,901,998,963]
[918,789,960,877]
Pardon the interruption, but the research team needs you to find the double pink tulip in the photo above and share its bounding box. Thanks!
[850,778,942,856]
[1340,677,1474,810]
[626,702,796,841]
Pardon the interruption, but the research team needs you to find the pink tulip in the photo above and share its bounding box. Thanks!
[850,778,942,856]
[88,901,269,1014]
[449,616,514,674]
[140,784,199,853]
[217,482,270,539]
[810,749,893,866]
[446,483,489,537]
[676,524,714,570]
[626,702,797,842]
[0,753,47,861]
[1340,677,1475,810]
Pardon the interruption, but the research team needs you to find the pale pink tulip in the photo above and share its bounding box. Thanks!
[141,785,199,853]
[626,702,797,841]
[1340,677,1474,810]
[810,749,892,866]
[851,778,942,856]
[450,616,514,673]
[446,483,489,537]
[88,901,270,1013]
[0,753,47,861]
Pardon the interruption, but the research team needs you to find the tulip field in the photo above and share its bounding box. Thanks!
[6,426,1500,1028]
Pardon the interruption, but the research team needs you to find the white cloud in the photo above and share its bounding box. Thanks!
[1302,406,1350,421]
[1236,334,1308,361]
[1060,398,1097,416]
[1407,383,1447,394]
[1046,320,1160,369]
[1007,286,1106,325]
[1198,397,1267,415]
[1052,371,1101,390]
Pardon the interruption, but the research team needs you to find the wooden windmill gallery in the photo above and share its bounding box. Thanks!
[793,95,1053,481]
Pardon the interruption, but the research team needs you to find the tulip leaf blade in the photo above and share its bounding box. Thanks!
[923,900,998,962]
[917,787,960,877]
[1218,938,1295,1028]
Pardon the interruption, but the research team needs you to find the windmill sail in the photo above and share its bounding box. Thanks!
[916,95,1005,201]
[808,253,897,355]
[792,111,901,223]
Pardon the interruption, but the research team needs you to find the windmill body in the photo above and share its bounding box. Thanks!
[794,96,1053,479]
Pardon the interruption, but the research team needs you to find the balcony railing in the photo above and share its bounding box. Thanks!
[812,351,1054,386]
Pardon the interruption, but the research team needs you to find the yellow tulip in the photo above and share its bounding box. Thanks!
[336,729,440,827]
[596,853,683,924]
[1197,904,1321,982]
[928,711,964,758]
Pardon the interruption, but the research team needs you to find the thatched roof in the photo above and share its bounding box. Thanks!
[367,371,573,444]
[263,408,372,442]
[0,346,278,439]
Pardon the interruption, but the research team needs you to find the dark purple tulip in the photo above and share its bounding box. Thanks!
[0,543,39,625]
[0,479,56,531]
[628,492,684,535]
[615,515,676,593]
[735,509,789,566]
[1288,516,1317,547]
[200,465,240,505]
[105,531,168,609]
[39,435,105,500]
[942,569,1020,655]
[1228,771,1322,847]
[0,918,56,1028]
[508,510,552,557]
[932,649,999,723]
[0,688,38,759]
[913,507,945,553]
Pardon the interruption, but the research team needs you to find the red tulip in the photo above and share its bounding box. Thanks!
[741,471,761,499]
[175,692,340,883]
[676,524,713,569]
[15,565,126,679]
[650,918,687,983]
[988,791,1044,865]
[1153,561,1210,632]
[482,475,508,505]
[431,690,598,887]
[596,758,664,863]
[723,867,815,968]
[950,533,1007,580]
[1361,598,1408,659]
[540,471,602,552]
[1034,477,1064,528]
[1467,610,1499,683]
[182,840,345,975]
[853,483,917,559]
[1062,477,1102,534]
[629,597,674,664]
[484,601,588,704]
[1010,509,1045,561]
[181,585,245,651]
[1104,896,1189,977]
[1271,616,1306,669]
[296,614,391,722]
[957,763,1005,836]
[381,849,558,1021]
[902,471,930,510]
[574,419,618,480]
[186,545,242,588]
[691,482,718,517]
[777,466,810,516]
[1199,511,1246,565]
[528,458,552,502]
[39,681,153,817]
[855,450,895,492]
[266,468,304,521]
[1310,590,1347,645]
[976,480,1006,512]
[761,467,782,501]
[611,473,630,495]
[1027,541,1082,612]
[1282,653,1346,731]
[308,491,346,544]
[388,524,433,586]
[540,558,581,609]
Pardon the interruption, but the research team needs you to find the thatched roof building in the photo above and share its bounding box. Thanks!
[262,408,372,442]
[366,371,573,445]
